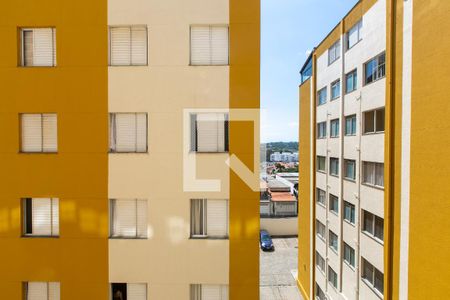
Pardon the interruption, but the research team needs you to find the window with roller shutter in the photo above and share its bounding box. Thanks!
[109,26,148,66]
[109,113,147,153]
[20,113,58,153]
[190,113,228,153]
[22,198,59,237]
[111,283,147,300]
[190,284,229,300]
[20,28,56,67]
[190,25,229,65]
[190,199,228,238]
[110,199,147,239]
[24,282,60,300]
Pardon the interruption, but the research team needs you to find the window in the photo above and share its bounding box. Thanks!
[317,122,327,139]
[344,201,355,224]
[345,69,357,93]
[330,119,339,138]
[20,113,57,153]
[111,283,147,300]
[316,251,325,273]
[316,220,326,240]
[317,156,326,172]
[344,243,356,267]
[191,199,228,238]
[346,20,362,50]
[329,230,338,251]
[328,266,338,288]
[362,258,384,295]
[22,198,59,237]
[345,115,356,136]
[316,188,326,206]
[362,161,384,187]
[109,26,147,66]
[317,87,327,105]
[24,282,60,300]
[329,157,339,176]
[331,79,340,100]
[363,108,385,134]
[344,159,356,180]
[364,52,386,85]
[20,28,56,67]
[190,284,229,300]
[191,113,229,152]
[109,113,147,153]
[190,25,229,66]
[110,199,147,238]
[329,194,338,214]
[363,210,384,241]
[328,40,340,65]
[316,284,326,300]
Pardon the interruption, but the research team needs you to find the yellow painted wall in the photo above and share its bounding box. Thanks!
[0,0,109,299]
[229,0,260,298]
[297,79,312,300]
[407,1,450,298]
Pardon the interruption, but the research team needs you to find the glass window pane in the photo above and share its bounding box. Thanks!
[376,109,385,132]
[375,216,384,240]
[364,111,375,133]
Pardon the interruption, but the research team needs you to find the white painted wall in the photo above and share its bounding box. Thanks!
[260,217,298,236]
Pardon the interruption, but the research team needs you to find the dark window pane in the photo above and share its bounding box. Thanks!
[364,111,375,133]
[376,109,385,132]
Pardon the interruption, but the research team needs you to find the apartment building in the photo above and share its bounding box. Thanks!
[297,0,450,300]
[0,0,259,299]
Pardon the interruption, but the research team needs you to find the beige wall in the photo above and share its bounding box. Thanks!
[108,0,231,299]
[260,218,298,236]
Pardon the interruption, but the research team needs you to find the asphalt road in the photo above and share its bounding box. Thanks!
[260,237,304,300]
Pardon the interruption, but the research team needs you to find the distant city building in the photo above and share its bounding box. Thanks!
[270,151,299,162]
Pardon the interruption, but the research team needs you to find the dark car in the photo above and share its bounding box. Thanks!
[260,229,274,251]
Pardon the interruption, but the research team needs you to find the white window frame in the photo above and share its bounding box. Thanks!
[20,113,58,153]
[110,283,148,300]
[20,28,57,67]
[329,230,338,252]
[316,188,326,206]
[345,114,357,136]
[346,20,362,50]
[344,159,356,180]
[108,26,148,66]
[345,69,357,93]
[317,87,327,105]
[343,201,355,224]
[328,266,338,289]
[362,161,384,188]
[329,157,339,176]
[362,210,384,242]
[317,156,326,172]
[191,113,229,153]
[361,257,384,296]
[363,108,385,134]
[110,199,148,239]
[329,194,339,214]
[109,113,148,153]
[330,79,340,100]
[328,40,341,65]
[316,220,326,241]
[190,284,229,300]
[364,52,386,85]
[190,25,230,66]
[24,282,60,300]
[315,251,326,274]
[343,243,355,268]
[330,118,339,138]
[190,199,229,239]
[317,122,327,139]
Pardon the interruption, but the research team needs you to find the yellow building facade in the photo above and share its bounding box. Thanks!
[298,0,450,299]
[0,0,259,299]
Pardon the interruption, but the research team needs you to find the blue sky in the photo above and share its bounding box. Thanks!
[261,0,358,143]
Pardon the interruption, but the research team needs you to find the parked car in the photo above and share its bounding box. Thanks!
[260,229,274,251]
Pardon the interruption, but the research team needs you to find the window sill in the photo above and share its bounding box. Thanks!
[343,260,356,271]
[189,64,229,67]
[316,137,327,140]
[19,152,58,154]
[109,151,148,154]
[361,278,384,299]
[343,219,356,227]
[316,202,326,209]
[316,170,326,174]
[362,131,385,136]
[363,75,386,87]
[19,65,57,68]
[22,235,59,238]
[316,266,326,277]
[344,177,356,183]
[329,136,339,139]
[109,64,148,67]
[329,174,339,178]
[361,182,385,191]
[316,235,326,243]
[329,210,339,217]
[361,231,384,246]
[190,151,229,154]
[344,133,356,137]
[109,236,147,240]
[345,89,357,95]
[330,96,340,101]
[189,236,229,240]
[329,246,338,255]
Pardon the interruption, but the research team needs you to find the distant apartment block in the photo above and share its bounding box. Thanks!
[270,151,299,162]
[0,0,260,299]
[297,1,450,300]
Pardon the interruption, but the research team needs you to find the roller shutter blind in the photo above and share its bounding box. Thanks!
[22,28,56,67]
[110,26,147,66]
[26,282,60,300]
[25,198,59,236]
[206,199,228,237]
[21,114,58,153]
[201,285,229,300]
[111,199,147,238]
[127,283,147,300]
[190,26,229,65]
[195,113,228,152]
[110,113,147,153]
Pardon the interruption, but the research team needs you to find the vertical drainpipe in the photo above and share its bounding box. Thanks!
[355,87,363,300]
[311,52,318,300]
[338,20,345,294]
